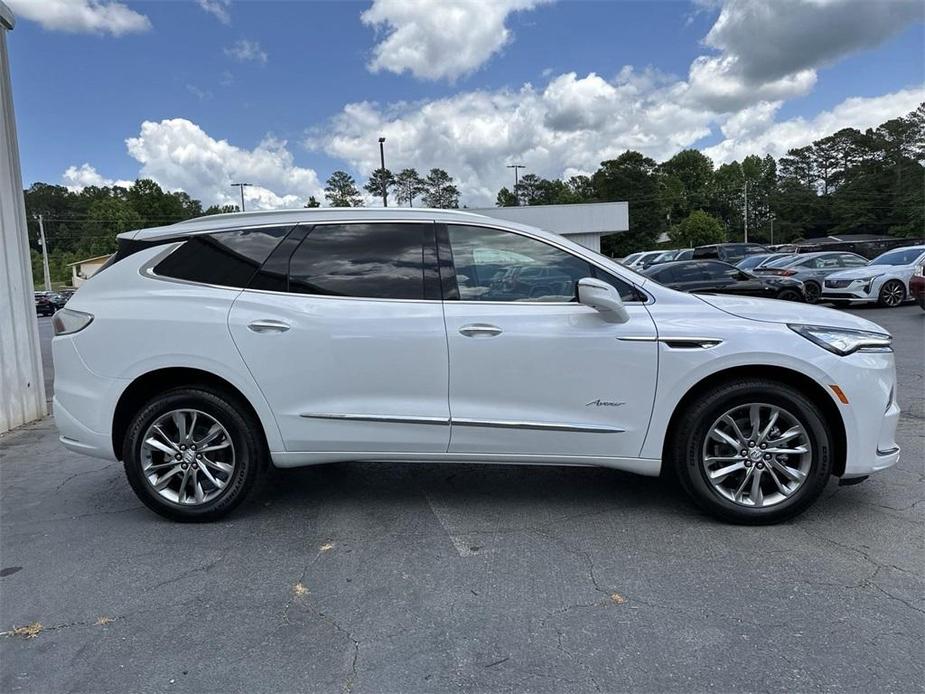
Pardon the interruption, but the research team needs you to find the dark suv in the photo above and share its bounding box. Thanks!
[692,243,769,264]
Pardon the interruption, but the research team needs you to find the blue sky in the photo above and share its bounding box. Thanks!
[6,0,924,207]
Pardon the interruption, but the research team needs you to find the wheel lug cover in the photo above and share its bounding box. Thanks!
[748,441,755,447]
[181,463,188,469]
[175,454,182,460]
[757,463,764,469]
[740,450,747,456]
[744,460,752,467]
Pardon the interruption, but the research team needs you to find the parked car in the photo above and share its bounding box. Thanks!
[910,262,925,310]
[821,245,925,307]
[645,249,693,268]
[34,293,55,316]
[642,260,805,302]
[750,251,868,303]
[692,243,769,263]
[735,253,794,271]
[621,250,664,270]
[53,208,899,525]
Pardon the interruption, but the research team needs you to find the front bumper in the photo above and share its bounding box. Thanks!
[822,278,878,303]
[830,349,901,478]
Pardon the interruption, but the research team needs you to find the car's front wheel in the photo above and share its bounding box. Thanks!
[878,280,905,307]
[123,387,265,521]
[776,288,803,302]
[671,379,832,524]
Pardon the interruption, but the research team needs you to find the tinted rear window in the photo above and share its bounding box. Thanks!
[154,227,290,288]
[287,222,428,299]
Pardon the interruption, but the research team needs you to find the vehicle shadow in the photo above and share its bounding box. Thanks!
[248,460,700,523]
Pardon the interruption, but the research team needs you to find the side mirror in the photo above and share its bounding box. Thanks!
[577,277,629,323]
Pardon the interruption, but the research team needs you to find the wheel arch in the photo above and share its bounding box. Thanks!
[661,365,847,477]
[112,367,271,461]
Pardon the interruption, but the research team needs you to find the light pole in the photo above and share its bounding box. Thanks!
[231,182,251,212]
[378,137,388,207]
[506,163,525,204]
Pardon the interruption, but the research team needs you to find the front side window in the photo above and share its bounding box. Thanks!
[445,224,637,302]
[287,223,428,300]
[154,226,290,288]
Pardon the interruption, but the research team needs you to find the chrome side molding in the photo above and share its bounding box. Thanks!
[300,413,624,434]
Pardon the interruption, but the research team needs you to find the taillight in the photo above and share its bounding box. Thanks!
[52,308,94,336]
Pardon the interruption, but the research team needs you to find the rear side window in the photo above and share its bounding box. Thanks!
[287,223,429,300]
[154,227,289,288]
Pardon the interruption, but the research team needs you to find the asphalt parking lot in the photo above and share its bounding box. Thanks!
[1,305,923,693]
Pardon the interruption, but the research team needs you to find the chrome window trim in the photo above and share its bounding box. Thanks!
[140,218,652,305]
[301,413,450,425]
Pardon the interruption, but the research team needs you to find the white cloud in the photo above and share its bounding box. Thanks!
[198,0,230,25]
[6,0,151,35]
[703,87,925,163]
[224,39,267,64]
[120,119,322,209]
[361,0,548,81]
[687,0,924,111]
[62,163,133,191]
[310,69,716,205]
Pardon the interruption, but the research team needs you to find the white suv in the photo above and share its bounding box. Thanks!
[52,209,901,524]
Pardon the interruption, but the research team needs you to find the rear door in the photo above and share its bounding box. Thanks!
[228,221,451,454]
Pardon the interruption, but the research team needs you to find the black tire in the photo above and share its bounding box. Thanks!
[776,288,803,302]
[670,379,832,524]
[878,280,905,308]
[803,281,821,304]
[123,386,265,522]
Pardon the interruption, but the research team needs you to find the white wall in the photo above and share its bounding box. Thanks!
[0,3,46,433]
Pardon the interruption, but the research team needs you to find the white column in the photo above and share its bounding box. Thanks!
[0,2,47,433]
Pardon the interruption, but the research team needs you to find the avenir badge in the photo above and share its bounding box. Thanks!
[585,399,625,407]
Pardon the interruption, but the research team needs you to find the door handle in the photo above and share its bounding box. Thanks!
[247,319,291,334]
[459,323,503,337]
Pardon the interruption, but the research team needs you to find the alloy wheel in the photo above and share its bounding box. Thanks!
[140,409,236,505]
[804,282,820,303]
[880,281,904,307]
[701,403,812,508]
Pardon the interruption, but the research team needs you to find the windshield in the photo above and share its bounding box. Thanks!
[869,248,925,266]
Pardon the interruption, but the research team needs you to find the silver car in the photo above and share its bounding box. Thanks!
[752,251,868,303]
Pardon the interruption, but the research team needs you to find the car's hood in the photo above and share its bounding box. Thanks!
[695,294,888,333]
[825,264,897,280]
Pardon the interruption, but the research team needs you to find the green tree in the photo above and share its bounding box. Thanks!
[363,168,395,205]
[394,168,426,207]
[303,196,321,208]
[421,168,459,208]
[591,151,667,256]
[83,197,144,255]
[204,204,239,215]
[668,210,726,248]
[324,170,363,207]
[496,186,518,207]
[659,149,714,220]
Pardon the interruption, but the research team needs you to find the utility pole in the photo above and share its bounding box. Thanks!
[231,182,251,212]
[378,137,388,207]
[36,214,52,291]
[507,163,525,204]
[743,180,748,243]
[769,215,774,246]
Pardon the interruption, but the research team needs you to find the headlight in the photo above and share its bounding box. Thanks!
[788,324,892,356]
[52,308,94,336]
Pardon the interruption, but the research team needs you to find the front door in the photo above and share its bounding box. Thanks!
[439,224,658,459]
[228,221,450,454]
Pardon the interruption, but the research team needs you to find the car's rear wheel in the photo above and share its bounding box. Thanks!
[123,387,264,521]
[878,280,905,307]
[671,379,832,524]
[803,281,821,303]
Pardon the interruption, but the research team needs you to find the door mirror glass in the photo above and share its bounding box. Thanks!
[577,277,629,323]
